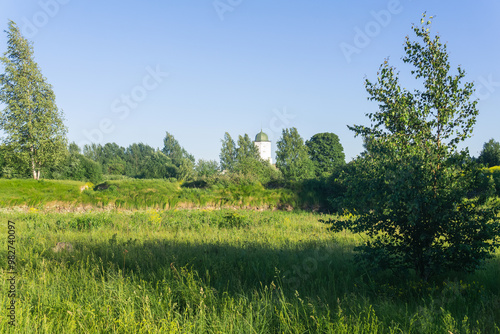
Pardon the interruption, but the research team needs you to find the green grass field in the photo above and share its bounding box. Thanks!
[0,179,296,211]
[0,209,498,333]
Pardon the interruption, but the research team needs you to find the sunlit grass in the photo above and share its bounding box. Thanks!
[0,209,498,333]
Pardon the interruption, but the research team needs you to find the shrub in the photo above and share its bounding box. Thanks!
[218,212,249,229]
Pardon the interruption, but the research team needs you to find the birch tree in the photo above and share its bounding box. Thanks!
[333,14,500,279]
[0,20,67,179]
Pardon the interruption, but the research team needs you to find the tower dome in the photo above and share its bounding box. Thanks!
[255,130,269,142]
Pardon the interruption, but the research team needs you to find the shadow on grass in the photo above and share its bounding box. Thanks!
[45,234,500,298]
[30,230,500,333]
[49,236,358,303]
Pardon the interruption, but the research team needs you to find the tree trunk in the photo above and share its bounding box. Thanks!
[31,150,37,180]
[30,146,41,180]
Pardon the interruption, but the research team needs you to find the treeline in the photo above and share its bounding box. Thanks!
[0,128,347,210]
[78,132,197,181]
[0,132,195,182]
[1,129,499,212]
[2,19,498,213]
[0,128,346,181]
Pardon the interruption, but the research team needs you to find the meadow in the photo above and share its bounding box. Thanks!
[0,208,499,333]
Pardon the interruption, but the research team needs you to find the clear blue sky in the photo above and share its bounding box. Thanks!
[1,0,499,162]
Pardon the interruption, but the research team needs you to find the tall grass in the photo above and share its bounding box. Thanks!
[0,209,498,333]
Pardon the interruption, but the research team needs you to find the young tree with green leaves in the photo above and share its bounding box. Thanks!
[0,20,67,179]
[306,132,345,177]
[334,14,500,280]
[276,127,314,182]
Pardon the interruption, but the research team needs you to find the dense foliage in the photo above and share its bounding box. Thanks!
[478,139,500,167]
[306,132,345,177]
[276,127,314,182]
[195,159,219,178]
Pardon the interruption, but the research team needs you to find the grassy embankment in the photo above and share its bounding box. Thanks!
[0,209,498,333]
[0,178,298,210]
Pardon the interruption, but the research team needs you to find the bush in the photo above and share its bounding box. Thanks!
[218,212,249,229]
[487,166,500,197]
[103,174,132,181]
[181,179,209,189]
[68,214,112,231]
[94,182,119,192]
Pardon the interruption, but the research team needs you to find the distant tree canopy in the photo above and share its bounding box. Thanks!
[220,132,259,173]
[0,20,67,179]
[161,132,196,181]
[57,132,196,181]
[34,142,102,183]
[236,134,260,162]
[478,139,500,167]
[82,142,179,180]
[306,132,345,177]
[276,127,314,182]
[234,134,261,173]
[162,132,194,166]
[220,132,237,172]
[195,159,219,178]
[124,143,166,178]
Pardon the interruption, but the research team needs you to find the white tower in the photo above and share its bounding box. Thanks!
[254,130,272,164]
